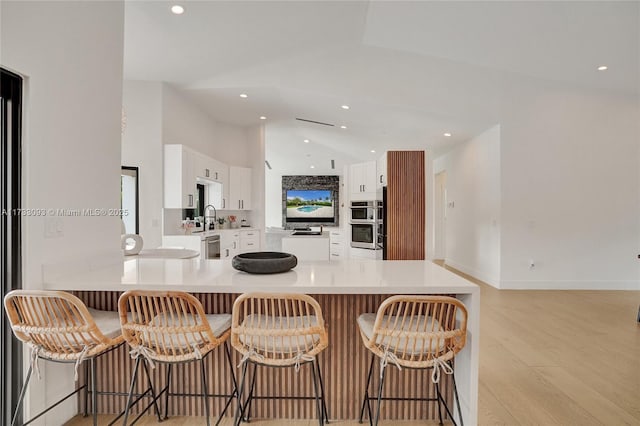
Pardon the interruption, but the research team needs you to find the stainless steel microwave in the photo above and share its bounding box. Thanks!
[350,201,377,222]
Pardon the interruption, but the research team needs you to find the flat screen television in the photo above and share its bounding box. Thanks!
[286,189,334,223]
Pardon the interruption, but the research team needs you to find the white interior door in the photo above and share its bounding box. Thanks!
[434,171,447,260]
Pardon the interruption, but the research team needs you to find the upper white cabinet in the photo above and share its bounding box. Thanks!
[164,145,196,209]
[376,152,387,189]
[229,166,252,210]
[350,161,377,201]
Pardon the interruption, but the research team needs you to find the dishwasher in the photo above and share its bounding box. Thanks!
[203,235,221,259]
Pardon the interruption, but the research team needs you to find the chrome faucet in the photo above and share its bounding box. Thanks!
[204,204,217,230]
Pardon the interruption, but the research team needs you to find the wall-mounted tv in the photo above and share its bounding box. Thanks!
[286,189,334,223]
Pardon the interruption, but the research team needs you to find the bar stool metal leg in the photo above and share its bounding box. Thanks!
[11,364,33,426]
[200,358,211,426]
[373,363,387,426]
[121,356,142,426]
[141,359,162,422]
[310,358,323,426]
[316,357,329,423]
[242,362,258,422]
[164,364,173,420]
[234,361,249,426]
[90,357,98,426]
[358,354,375,424]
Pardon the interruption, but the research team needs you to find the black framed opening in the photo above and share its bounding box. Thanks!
[1,68,23,425]
[121,166,139,234]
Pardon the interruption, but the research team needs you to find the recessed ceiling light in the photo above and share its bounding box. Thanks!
[340,125,347,129]
[310,165,315,169]
[171,5,184,14]
[304,139,310,143]
[341,105,350,110]
[444,132,452,137]
[370,150,376,153]
[259,116,267,120]
[597,65,608,71]
[239,93,248,98]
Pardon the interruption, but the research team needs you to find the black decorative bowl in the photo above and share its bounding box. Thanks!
[232,252,298,274]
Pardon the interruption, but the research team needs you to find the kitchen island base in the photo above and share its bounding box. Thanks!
[73,292,461,422]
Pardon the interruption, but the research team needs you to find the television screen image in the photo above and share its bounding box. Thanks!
[286,190,334,220]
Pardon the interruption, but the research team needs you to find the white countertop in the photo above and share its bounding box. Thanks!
[43,258,478,295]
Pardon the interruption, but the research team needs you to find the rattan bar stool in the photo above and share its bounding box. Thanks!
[118,290,238,426]
[357,295,468,426]
[231,292,329,426]
[4,290,125,426]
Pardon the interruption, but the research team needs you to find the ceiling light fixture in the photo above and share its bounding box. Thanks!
[171,5,184,14]
[240,93,248,98]
[597,65,608,71]
[259,116,267,120]
[310,165,315,169]
[341,105,350,110]
[444,132,452,137]
[304,139,309,143]
[370,150,376,153]
[340,125,347,129]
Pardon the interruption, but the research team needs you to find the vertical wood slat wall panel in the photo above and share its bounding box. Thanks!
[74,291,452,420]
[387,151,425,260]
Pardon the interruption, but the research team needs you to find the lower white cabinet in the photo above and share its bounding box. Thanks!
[220,230,240,259]
[240,229,260,253]
[329,229,346,260]
[220,229,261,258]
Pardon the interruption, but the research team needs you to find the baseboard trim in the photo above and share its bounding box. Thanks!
[499,280,640,290]
[445,259,500,288]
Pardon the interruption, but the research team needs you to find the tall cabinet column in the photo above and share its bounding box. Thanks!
[387,151,425,260]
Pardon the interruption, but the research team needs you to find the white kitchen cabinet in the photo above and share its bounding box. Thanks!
[220,230,240,259]
[329,229,346,260]
[350,161,377,201]
[164,145,196,209]
[376,152,387,189]
[240,229,260,253]
[229,166,252,210]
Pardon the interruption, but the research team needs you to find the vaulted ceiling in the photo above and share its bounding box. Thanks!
[124,1,639,174]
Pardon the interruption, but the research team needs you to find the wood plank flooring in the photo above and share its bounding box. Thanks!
[65,261,640,425]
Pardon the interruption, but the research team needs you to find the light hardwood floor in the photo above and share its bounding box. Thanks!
[66,262,640,425]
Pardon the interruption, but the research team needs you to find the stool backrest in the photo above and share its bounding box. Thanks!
[364,295,467,368]
[231,292,328,366]
[4,290,118,360]
[118,290,225,362]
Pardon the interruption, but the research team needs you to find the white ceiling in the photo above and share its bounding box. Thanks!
[123,1,639,174]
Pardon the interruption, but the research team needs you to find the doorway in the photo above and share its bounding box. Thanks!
[434,171,447,260]
[1,68,23,425]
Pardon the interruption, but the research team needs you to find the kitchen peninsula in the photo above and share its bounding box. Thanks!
[43,258,479,424]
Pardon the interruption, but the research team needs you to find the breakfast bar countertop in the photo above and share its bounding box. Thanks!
[42,258,479,295]
[41,257,480,425]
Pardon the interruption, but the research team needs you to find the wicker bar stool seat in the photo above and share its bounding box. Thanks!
[118,290,238,426]
[357,295,468,426]
[231,292,329,426]
[4,290,125,426]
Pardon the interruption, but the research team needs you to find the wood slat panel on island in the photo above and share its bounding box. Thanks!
[43,258,479,423]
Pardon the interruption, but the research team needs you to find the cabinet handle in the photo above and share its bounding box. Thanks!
[238,200,241,209]
[223,199,225,209]
[205,168,209,178]
[241,200,244,209]
[226,249,229,257]
[215,172,218,180]
[380,174,383,183]
[331,254,339,257]
[233,242,237,249]
[188,194,193,207]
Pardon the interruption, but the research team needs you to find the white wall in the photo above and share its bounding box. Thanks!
[500,85,640,289]
[434,125,501,286]
[121,80,163,248]
[1,1,125,423]
[161,84,250,165]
